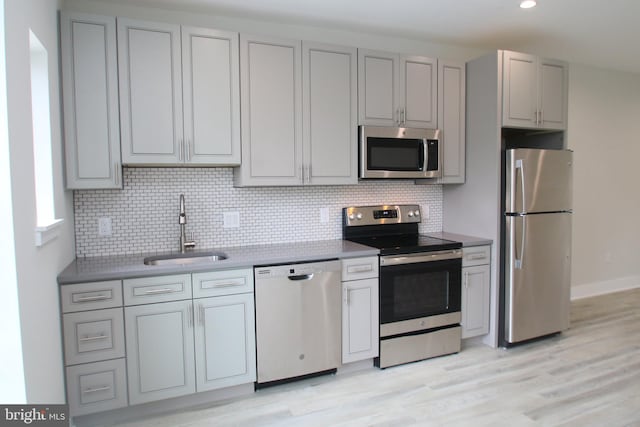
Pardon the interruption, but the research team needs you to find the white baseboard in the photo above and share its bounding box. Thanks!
[571,276,640,300]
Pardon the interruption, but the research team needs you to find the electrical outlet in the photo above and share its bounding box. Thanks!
[223,211,240,228]
[423,205,430,220]
[98,217,112,236]
[319,207,329,223]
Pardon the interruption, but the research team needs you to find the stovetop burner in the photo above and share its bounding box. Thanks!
[346,234,460,255]
[342,205,461,255]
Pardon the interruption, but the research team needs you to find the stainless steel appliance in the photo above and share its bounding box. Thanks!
[254,260,341,385]
[343,205,462,368]
[502,148,573,345]
[359,126,441,179]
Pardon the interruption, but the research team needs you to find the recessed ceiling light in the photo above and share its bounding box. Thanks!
[520,0,537,8]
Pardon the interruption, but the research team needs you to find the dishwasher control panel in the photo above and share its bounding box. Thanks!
[254,260,338,279]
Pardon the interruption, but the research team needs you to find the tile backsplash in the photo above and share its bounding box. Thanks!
[73,168,443,257]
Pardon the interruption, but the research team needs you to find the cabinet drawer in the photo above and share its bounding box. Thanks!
[342,257,379,281]
[66,358,127,416]
[63,307,125,366]
[193,268,254,298]
[123,274,192,305]
[462,245,491,267]
[61,281,122,313]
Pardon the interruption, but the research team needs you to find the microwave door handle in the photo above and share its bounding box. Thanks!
[422,140,428,172]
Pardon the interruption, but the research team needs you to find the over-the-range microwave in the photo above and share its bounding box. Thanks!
[359,125,442,179]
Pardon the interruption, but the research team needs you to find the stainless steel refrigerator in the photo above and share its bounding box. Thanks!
[503,148,573,345]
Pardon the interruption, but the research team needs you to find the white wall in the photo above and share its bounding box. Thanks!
[4,0,75,402]
[568,64,640,298]
[0,0,27,404]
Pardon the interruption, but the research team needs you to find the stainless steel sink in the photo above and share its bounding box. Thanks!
[144,251,228,266]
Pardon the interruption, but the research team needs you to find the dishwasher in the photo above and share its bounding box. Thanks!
[254,259,342,386]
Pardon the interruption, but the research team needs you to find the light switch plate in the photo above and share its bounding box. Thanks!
[223,211,240,228]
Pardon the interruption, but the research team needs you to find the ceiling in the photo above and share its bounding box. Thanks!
[90,0,640,74]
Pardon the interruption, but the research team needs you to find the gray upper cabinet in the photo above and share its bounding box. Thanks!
[235,34,302,186]
[234,36,357,186]
[502,50,568,130]
[61,12,122,189]
[303,42,358,185]
[437,60,466,184]
[182,26,241,165]
[118,18,240,165]
[358,49,437,128]
[118,18,182,164]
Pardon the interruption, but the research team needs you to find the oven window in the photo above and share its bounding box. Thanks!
[380,259,461,324]
[367,137,424,171]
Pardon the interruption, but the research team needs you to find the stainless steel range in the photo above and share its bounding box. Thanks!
[343,205,463,368]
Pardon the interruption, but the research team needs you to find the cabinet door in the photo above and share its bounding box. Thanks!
[118,18,183,164]
[538,58,567,130]
[401,55,437,128]
[182,27,241,165]
[61,12,121,189]
[194,294,256,392]
[125,300,195,404]
[461,264,491,339]
[235,35,302,186]
[437,60,466,184]
[502,51,537,128]
[303,42,357,185]
[342,278,379,364]
[358,49,399,126]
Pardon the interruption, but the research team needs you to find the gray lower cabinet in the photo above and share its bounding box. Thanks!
[122,270,255,405]
[125,299,196,405]
[192,269,256,392]
[61,281,128,416]
[461,245,491,339]
[341,257,379,364]
[194,293,256,391]
[60,270,257,418]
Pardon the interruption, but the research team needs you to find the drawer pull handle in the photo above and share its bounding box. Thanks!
[82,385,111,394]
[75,295,110,302]
[467,254,487,260]
[79,334,110,342]
[143,288,178,295]
[211,281,242,288]
[347,265,373,273]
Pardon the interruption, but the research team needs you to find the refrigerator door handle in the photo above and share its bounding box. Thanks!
[515,215,526,269]
[515,159,526,213]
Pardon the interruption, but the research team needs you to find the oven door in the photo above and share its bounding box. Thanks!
[379,251,462,326]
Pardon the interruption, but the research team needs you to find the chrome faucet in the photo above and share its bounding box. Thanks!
[179,194,196,253]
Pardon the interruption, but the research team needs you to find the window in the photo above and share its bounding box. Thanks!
[29,30,62,246]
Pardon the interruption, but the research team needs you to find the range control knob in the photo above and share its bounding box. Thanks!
[348,214,355,220]
[356,213,363,220]
[414,210,420,217]
[408,211,414,217]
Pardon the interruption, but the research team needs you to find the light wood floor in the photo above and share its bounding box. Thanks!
[117,289,640,427]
